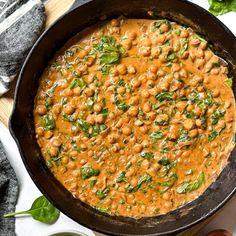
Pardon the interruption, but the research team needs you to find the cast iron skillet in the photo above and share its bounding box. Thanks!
[9,0,236,235]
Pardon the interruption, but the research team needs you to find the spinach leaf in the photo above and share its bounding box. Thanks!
[176,172,205,194]
[156,91,173,102]
[98,64,111,75]
[208,130,218,141]
[208,0,236,16]
[93,206,111,214]
[69,78,86,90]
[89,179,97,187]
[126,174,152,193]
[160,173,178,193]
[115,99,130,112]
[96,187,110,199]
[4,196,59,224]
[165,51,176,62]
[150,131,164,140]
[116,171,126,183]
[177,129,190,143]
[211,109,225,125]
[180,39,188,56]
[158,157,171,166]
[43,114,55,131]
[75,118,90,133]
[94,36,124,66]
[98,108,108,118]
[225,78,233,88]
[140,152,154,160]
[81,166,100,180]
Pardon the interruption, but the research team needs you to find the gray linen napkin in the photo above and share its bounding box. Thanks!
[0,140,19,236]
[0,0,45,96]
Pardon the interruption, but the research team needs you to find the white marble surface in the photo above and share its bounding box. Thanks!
[1,1,236,235]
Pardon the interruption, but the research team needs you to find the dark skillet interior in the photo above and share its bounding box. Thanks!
[9,0,236,235]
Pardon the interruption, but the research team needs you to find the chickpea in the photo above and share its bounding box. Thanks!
[64,104,75,115]
[211,68,220,75]
[186,104,194,112]
[205,50,212,60]
[149,64,158,73]
[36,127,44,136]
[126,167,135,178]
[126,31,137,40]
[224,101,231,109]
[51,137,61,147]
[196,119,202,127]
[129,96,139,105]
[162,191,171,200]
[140,126,149,134]
[130,177,138,186]
[67,161,76,170]
[86,57,95,66]
[141,89,150,98]
[122,126,132,135]
[189,129,198,138]
[94,103,102,112]
[146,72,157,81]
[181,51,189,59]
[196,49,204,58]
[151,47,161,58]
[139,47,151,57]
[160,81,170,91]
[180,30,189,38]
[212,89,220,98]
[128,106,139,116]
[111,19,120,27]
[127,65,136,74]
[176,101,187,112]
[78,49,88,59]
[133,144,143,153]
[50,147,58,157]
[141,159,150,169]
[117,64,127,75]
[122,40,132,50]
[78,64,88,74]
[52,104,62,115]
[183,119,195,130]
[69,150,78,157]
[117,86,126,94]
[134,119,144,126]
[157,34,166,44]
[96,114,105,124]
[62,156,69,164]
[84,88,94,97]
[73,87,81,95]
[86,114,95,125]
[143,103,152,113]
[132,79,141,88]
[45,131,53,139]
[190,38,200,46]
[199,41,207,50]
[36,105,46,115]
[141,37,151,46]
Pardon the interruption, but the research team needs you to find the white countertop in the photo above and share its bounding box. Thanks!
[1,1,236,235]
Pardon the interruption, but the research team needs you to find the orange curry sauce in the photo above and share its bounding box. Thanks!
[34,19,235,218]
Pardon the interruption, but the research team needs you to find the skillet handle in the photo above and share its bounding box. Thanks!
[69,0,92,11]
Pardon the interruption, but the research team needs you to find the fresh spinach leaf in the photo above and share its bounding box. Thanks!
[208,0,236,16]
[211,109,225,125]
[96,187,110,199]
[69,78,86,90]
[158,157,171,166]
[180,39,188,56]
[4,196,59,224]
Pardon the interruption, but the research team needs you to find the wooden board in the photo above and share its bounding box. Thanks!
[0,0,219,235]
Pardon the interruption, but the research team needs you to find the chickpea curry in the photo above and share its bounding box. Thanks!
[34,19,235,218]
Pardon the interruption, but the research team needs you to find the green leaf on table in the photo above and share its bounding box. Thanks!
[208,0,236,16]
[4,196,60,224]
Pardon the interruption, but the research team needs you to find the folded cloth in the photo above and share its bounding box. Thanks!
[0,139,19,236]
[0,0,46,96]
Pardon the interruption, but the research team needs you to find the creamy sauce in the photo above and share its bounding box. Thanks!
[34,19,235,218]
